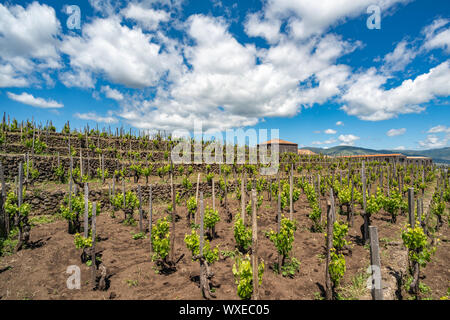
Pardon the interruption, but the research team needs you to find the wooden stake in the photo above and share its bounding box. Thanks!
[241,172,245,225]
[84,183,89,238]
[91,202,97,290]
[408,188,415,227]
[369,226,383,300]
[170,171,176,263]
[251,189,259,301]
[325,189,335,300]
[149,185,153,252]
[212,177,215,212]
[138,184,143,232]
[289,163,293,221]
[0,162,8,236]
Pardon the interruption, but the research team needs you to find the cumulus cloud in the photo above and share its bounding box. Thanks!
[7,92,63,109]
[338,134,360,145]
[428,125,450,133]
[116,14,358,131]
[423,18,450,53]
[3,1,447,135]
[418,134,449,149]
[341,61,450,121]
[101,85,124,101]
[60,16,184,88]
[387,128,406,136]
[382,41,417,72]
[0,2,61,87]
[312,138,337,145]
[245,0,409,41]
[0,64,29,88]
[244,12,282,44]
[121,3,170,30]
[74,111,118,124]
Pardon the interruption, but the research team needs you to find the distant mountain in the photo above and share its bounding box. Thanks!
[301,146,450,164]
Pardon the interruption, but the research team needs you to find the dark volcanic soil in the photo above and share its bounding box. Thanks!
[0,184,448,300]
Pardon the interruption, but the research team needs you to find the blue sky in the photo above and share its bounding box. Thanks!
[0,0,449,150]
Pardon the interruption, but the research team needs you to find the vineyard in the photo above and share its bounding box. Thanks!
[0,119,449,300]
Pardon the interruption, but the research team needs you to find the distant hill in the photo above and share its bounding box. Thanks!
[301,146,450,164]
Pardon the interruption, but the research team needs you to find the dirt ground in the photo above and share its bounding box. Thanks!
[0,184,448,300]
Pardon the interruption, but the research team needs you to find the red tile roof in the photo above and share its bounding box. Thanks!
[337,154,404,158]
[258,139,298,146]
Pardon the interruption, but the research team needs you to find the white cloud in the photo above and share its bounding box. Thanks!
[382,41,417,72]
[423,18,450,53]
[325,129,337,134]
[393,146,406,150]
[338,134,360,146]
[121,3,170,31]
[101,85,124,101]
[341,61,450,121]
[387,128,406,136]
[244,12,282,44]
[245,0,409,41]
[88,0,121,16]
[418,134,449,149]
[116,14,358,131]
[428,125,450,133]
[312,138,337,145]
[0,2,61,87]
[60,69,96,88]
[60,16,184,88]
[74,112,118,124]
[0,64,28,88]
[336,121,344,126]
[7,92,63,109]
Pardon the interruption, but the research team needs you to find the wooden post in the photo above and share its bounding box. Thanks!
[84,183,89,238]
[387,166,390,197]
[349,179,354,227]
[0,162,7,236]
[408,188,415,227]
[18,162,23,207]
[91,202,97,290]
[26,153,30,182]
[417,198,423,225]
[289,163,293,221]
[362,161,369,243]
[198,191,214,299]
[199,192,205,261]
[224,173,228,210]
[212,178,215,212]
[102,154,105,184]
[325,189,335,300]
[80,149,83,177]
[195,173,200,203]
[122,179,126,208]
[251,189,259,300]
[170,171,176,263]
[149,185,153,252]
[369,226,383,300]
[138,184,143,232]
[241,172,245,225]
